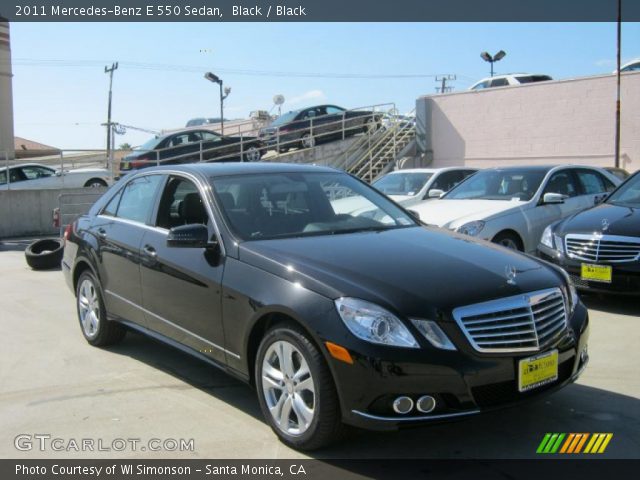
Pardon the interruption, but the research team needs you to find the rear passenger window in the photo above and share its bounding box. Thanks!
[544,171,579,197]
[116,175,163,224]
[576,170,606,194]
[490,78,509,87]
[102,190,123,216]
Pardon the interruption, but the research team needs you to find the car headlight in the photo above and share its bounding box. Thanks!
[410,319,456,351]
[334,298,419,348]
[557,268,579,315]
[456,220,485,237]
[541,225,554,248]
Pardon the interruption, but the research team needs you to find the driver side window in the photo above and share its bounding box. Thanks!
[543,171,578,198]
[156,176,210,229]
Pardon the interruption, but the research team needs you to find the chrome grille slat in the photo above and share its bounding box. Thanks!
[565,234,640,263]
[453,288,567,353]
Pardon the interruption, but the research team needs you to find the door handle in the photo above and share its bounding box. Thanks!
[96,228,107,239]
[142,245,157,258]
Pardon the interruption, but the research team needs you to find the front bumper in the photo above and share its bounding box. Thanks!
[538,244,640,295]
[329,302,589,431]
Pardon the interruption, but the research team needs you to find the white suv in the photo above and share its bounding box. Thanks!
[470,74,552,90]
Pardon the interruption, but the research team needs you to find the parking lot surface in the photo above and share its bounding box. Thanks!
[0,243,639,460]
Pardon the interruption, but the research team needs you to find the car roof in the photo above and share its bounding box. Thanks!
[0,162,50,172]
[134,162,338,177]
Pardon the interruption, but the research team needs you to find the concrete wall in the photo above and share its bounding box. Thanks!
[0,20,15,160]
[416,72,640,172]
[0,188,105,239]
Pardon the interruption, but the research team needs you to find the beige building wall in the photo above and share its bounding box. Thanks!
[416,72,640,173]
[0,20,14,160]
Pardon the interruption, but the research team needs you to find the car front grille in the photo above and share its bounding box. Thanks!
[565,234,640,263]
[452,288,567,353]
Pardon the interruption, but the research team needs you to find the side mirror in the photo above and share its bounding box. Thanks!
[55,170,63,177]
[542,192,566,204]
[594,194,608,205]
[167,224,217,249]
[428,189,445,199]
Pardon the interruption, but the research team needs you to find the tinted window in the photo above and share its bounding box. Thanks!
[269,111,299,126]
[607,173,640,208]
[102,189,123,216]
[115,175,163,223]
[156,177,209,229]
[516,75,552,84]
[201,131,222,142]
[490,78,509,87]
[373,172,433,196]
[575,170,606,195]
[211,172,416,241]
[135,136,163,151]
[21,166,55,180]
[171,133,200,146]
[431,171,464,192]
[326,106,345,114]
[472,81,490,90]
[445,169,546,201]
[544,171,579,197]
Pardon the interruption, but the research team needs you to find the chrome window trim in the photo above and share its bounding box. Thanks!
[565,233,640,263]
[105,289,240,360]
[452,287,567,354]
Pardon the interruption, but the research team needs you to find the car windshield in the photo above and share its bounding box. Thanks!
[210,172,418,241]
[444,169,546,201]
[373,172,433,196]
[134,136,163,151]
[269,111,299,127]
[607,174,640,208]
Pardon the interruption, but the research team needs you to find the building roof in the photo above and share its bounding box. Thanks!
[14,137,60,152]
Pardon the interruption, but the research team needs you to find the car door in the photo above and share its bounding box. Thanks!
[139,174,227,364]
[528,169,582,247]
[18,165,61,188]
[92,174,165,327]
[574,168,615,207]
[200,130,228,161]
[162,133,199,163]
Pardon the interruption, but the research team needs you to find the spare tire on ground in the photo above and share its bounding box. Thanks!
[25,238,64,270]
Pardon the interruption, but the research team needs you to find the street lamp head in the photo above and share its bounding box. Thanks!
[480,52,492,62]
[204,72,221,84]
[224,86,231,96]
[493,50,507,62]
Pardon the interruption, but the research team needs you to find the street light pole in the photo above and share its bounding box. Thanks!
[480,50,506,77]
[104,62,118,168]
[218,80,224,135]
[614,0,622,169]
[204,72,231,136]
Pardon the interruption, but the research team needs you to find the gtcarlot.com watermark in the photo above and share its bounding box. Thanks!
[14,434,194,453]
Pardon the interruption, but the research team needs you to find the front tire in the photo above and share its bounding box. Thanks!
[492,231,523,251]
[300,133,315,149]
[76,271,125,346]
[255,324,343,450]
[84,179,108,188]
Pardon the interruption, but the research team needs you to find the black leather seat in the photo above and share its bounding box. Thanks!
[179,193,208,225]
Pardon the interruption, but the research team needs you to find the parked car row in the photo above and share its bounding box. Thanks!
[0,163,112,190]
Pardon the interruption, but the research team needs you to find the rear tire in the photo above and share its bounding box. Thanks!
[76,270,125,346]
[255,324,343,450]
[300,133,315,149]
[24,238,64,270]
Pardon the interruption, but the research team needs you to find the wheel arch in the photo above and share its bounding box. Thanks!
[492,228,525,251]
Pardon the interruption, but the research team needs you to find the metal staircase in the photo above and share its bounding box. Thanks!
[332,112,416,183]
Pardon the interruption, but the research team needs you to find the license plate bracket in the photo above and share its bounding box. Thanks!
[518,350,559,392]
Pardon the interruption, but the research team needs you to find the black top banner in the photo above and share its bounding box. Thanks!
[1,0,639,22]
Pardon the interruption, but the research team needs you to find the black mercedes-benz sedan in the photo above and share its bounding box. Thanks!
[62,163,589,450]
[539,170,640,295]
[120,129,263,173]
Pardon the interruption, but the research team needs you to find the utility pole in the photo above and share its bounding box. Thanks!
[614,0,622,169]
[104,62,118,169]
[435,75,456,93]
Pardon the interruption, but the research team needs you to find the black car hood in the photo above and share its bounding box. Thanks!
[238,226,562,318]
[556,203,639,237]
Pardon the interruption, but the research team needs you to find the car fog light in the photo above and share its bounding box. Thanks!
[410,319,457,351]
[580,345,588,364]
[416,395,437,413]
[392,396,414,414]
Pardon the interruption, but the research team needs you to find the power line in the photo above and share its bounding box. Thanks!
[7,57,454,80]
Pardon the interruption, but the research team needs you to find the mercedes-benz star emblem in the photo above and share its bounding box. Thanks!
[601,218,609,232]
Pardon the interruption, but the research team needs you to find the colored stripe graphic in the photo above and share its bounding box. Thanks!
[539,433,613,454]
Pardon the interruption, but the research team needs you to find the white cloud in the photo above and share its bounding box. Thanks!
[287,90,326,106]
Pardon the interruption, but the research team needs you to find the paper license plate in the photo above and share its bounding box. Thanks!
[581,263,612,283]
[518,350,558,392]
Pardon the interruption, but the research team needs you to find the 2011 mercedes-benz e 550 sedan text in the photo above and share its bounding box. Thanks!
[62,163,589,450]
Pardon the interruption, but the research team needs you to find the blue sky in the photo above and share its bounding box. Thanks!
[9,22,640,149]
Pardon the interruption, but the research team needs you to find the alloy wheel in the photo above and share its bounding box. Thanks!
[78,278,100,339]
[261,340,316,436]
